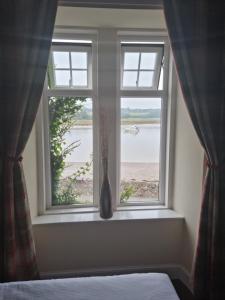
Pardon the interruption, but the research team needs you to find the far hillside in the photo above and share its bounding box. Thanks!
[75,107,161,125]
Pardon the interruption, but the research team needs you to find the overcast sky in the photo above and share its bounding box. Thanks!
[121,98,161,109]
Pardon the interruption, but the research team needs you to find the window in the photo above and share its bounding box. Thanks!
[121,45,163,89]
[38,29,171,213]
[49,44,92,88]
[120,97,162,205]
[119,39,167,206]
[39,36,98,210]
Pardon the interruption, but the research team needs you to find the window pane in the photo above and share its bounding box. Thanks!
[124,52,139,70]
[53,51,70,68]
[49,97,93,206]
[71,52,87,69]
[72,71,87,86]
[138,71,154,87]
[123,71,138,87]
[55,70,70,86]
[140,53,157,70]
[120,98,161,204]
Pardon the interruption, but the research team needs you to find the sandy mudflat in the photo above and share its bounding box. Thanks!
[62,162,159,181]
[121,162,159,181]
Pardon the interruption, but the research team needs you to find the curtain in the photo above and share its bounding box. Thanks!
[0,1,58,282]
[163,1,225,299]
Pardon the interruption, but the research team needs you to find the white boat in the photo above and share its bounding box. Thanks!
[123,125,140,135]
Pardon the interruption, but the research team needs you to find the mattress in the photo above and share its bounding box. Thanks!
[0,273,179,300]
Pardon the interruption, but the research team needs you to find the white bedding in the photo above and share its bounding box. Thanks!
[0,273,179,300]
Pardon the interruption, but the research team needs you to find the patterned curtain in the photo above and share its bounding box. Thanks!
[0,1,58,282]
[163,1,225,299]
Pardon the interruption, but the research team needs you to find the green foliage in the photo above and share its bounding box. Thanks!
[48,96,90,205]
[69,161,92,181]
[53,162,92,206]
[120,184,136,203]
[55,161,92,205]
[53,186,80,206]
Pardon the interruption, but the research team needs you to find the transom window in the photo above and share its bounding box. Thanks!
[49,44,92,88]
[121,45,163,89]
[38,29,171,213]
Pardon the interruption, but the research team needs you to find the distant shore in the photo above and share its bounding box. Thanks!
[75,118,160,126]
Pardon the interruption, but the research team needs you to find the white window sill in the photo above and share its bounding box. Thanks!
[32,209,183,225]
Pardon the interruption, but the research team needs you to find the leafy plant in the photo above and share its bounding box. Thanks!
[48,96,91,205]
[120,184,136,203]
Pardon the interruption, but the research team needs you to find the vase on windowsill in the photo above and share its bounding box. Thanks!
[100,157,113,219]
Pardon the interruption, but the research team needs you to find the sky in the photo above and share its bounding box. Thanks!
[121,98,161,109]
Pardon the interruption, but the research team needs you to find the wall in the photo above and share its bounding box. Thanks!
[23,7,203,279]
[23,126,38,219]
[172,86,203,272]
[33,220,182,275]
[55,7,166,29]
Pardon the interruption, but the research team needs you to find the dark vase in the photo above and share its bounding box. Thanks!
[100,172,113,219]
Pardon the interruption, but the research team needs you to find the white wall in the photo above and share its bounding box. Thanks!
[55,7,166,29]
[23,125,38,219]
[23,7,203,278]
[172,85,203,272]
[33,220,183,275]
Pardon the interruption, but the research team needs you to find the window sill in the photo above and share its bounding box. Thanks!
[32,209,183,225]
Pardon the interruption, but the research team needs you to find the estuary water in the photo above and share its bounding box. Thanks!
[64,124,160,163]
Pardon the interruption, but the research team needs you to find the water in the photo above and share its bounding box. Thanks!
[64,124,160,163]
[121,124,160,163]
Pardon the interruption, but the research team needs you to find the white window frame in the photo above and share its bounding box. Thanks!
[49,44,92,89]
[121,44,163,90]
[116,31,170,208]
[37,27,175,214]
[37,30,99,213]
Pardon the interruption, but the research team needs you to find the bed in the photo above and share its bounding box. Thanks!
[0,273,180,300]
